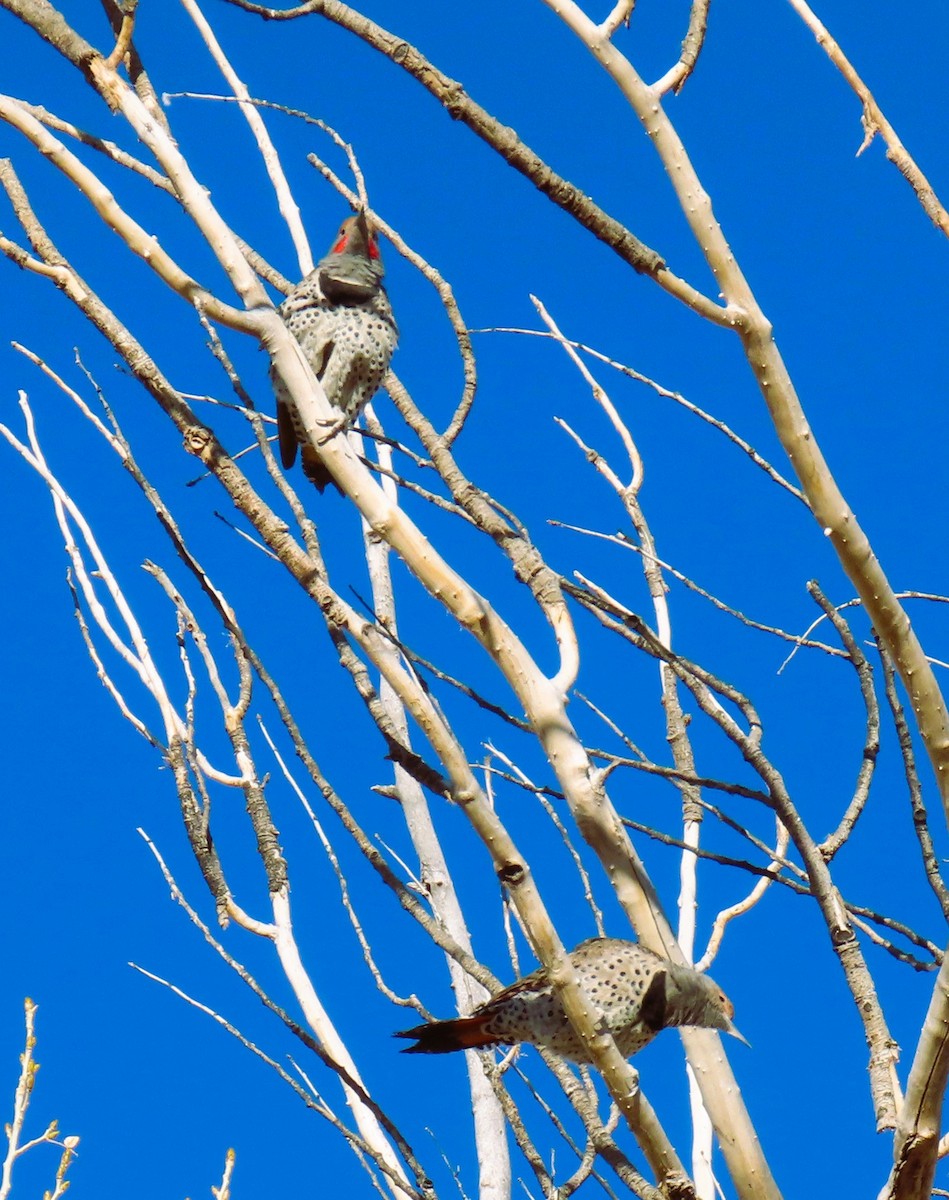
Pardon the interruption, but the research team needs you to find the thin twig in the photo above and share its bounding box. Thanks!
[174,6,314,273]
[474,326,805,502]
[809,582,880,860]
[486,742,605,935]
[552,520,841,656]
[877,639,949,920]
[130,964,424,1200]
[650,0,711,96]
[211,1149,236,1200]
[786,0,949,237]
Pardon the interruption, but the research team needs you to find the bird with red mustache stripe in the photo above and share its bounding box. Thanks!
[396,938,747,1062]
[273,211,397,492]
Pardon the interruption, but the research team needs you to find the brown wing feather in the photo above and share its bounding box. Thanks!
[479,965,549,1011]
[275,338,334,472]
[276,399,298,469]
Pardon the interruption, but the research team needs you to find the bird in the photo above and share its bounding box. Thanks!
[272,210,398,492]
[394,937,747,1062]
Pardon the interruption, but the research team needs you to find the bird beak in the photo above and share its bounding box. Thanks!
[724,1020,751,1048]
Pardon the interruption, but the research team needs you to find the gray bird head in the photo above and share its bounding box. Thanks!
[318,211,386,302]
[642,962,750,1047]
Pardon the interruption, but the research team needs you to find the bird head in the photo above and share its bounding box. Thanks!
[318,211,385,301]
[648,963,751,1047]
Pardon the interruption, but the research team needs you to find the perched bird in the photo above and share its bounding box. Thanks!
[273,211,398,492]
[395,937,746,1062]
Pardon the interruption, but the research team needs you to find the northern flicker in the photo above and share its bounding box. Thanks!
[395,938,746,1062]
[273,211,398,492]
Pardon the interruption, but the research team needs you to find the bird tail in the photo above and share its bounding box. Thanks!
[275,401,338,492]
[300,447,338,494]
[394,1014,498,1055]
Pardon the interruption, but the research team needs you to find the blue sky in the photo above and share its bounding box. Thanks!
[1,2,948,1197]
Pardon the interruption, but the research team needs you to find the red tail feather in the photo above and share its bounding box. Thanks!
[394,1014,498,1054]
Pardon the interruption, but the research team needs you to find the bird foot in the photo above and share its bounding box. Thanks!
[315,414,353,447]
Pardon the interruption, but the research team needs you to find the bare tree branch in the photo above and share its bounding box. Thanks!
[786,0,949,237]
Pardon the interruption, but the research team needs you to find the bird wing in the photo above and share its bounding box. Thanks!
[477,964,551,1017]
[637,968,671,1032]
[274,334,335,470]
[276,394,299,469]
